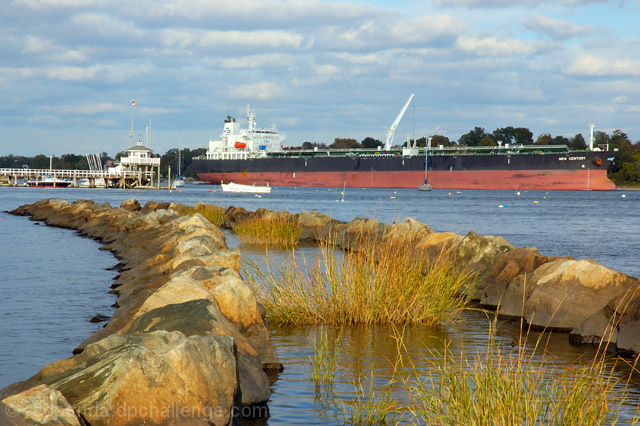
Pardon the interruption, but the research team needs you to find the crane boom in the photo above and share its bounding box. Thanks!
[385,93,414,151]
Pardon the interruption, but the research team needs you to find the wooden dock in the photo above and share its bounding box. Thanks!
[0,168,167,189]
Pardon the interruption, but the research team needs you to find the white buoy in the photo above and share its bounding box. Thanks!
[622,194,626,198]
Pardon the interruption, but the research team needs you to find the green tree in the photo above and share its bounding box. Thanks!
[609,129,632,151]
[534,133,553,145]
[513,128,534,145]
[431,135,452,147]
[478,136,497,146]
[330,138,361,149]
[568,134,587,150]
[458,127,486,146]
[491,127,516,145]
[361,137,382,149]
[552,136,569,146]
[302,142,328,149]
[594,131,610,149]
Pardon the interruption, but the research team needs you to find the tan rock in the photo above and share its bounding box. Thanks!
[2,385,81,426]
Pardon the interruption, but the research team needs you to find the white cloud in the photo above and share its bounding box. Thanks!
[144,0,380,26]
[13,0,99,8]
[219,53,300,70]
[46,65,103,80]
[21,36,54,54]
[233,82,287,101]
[564,54,640,77]
[53,103,122,115]
[26,114,63,125]
[523,15,595,40]
[320,14,464,50]
[71,13,145,38]
[160,29,305,51]
[433,0,610,7]
[456,35,537,57]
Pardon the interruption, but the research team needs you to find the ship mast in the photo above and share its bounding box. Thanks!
[385,94,414,151]
[247,103,256,132]
[589,122,595,151]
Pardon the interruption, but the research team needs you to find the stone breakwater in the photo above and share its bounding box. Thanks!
[1,199,282,426]
[3,199,640,424]
[219,204,640,355]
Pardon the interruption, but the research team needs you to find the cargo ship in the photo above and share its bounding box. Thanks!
[193,102,616,191]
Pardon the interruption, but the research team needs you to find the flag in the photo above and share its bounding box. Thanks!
[132,99,136,108]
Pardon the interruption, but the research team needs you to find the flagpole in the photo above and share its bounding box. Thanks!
[130,98,135,147]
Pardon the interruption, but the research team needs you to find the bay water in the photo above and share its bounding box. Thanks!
[1,185,639,422]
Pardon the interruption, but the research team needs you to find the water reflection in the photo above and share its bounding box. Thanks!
[231,232,640,425]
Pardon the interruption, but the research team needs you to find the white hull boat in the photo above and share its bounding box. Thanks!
[221,182,271,193]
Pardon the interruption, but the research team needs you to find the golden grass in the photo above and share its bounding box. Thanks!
[396,319,640,426]
[177,203,225,227]
[245,232,474,326]
[233,216,300,248]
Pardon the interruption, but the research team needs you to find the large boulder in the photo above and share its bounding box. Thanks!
[295,211,337,242]
[1,385,82,426]
[522,259,639,330]
[47,332,240,426]
[128,299,271,406]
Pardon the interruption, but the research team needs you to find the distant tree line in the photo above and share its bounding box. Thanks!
[3,128,639,185]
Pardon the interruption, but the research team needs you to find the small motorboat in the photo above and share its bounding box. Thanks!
[221,182,271,194]
[25,175,71,188]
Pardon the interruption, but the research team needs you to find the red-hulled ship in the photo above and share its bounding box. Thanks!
[193,103,616,191]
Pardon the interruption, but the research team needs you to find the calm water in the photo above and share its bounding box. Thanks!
[1,185,639,422]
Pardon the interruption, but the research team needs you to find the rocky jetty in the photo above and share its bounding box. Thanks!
[4,198,640,424]
[2,199,281,425]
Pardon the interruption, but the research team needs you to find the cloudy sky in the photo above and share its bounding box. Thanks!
[1,0,639,157]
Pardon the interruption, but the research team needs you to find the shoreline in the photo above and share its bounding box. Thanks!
[2,198,640,424]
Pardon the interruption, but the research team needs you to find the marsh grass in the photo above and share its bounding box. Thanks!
[341,370,400,425]
[302,318,640,425]
[396,317,640,426]
[310,327,342,388]
[177,203,225,227]
[233,216,300,248]
[245,232,474,326]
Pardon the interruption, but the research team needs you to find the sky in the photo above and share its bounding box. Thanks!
[1,0,639,157]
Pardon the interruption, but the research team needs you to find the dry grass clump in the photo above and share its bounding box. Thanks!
[233,216,300,248]
[177,203,225,227]
[245,233,474,326]
[399,321,640,426]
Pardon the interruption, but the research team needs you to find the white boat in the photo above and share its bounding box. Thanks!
[24,175,71,188]
[221,181,271,193]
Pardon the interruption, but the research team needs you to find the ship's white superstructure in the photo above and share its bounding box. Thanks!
[205,104,286,160]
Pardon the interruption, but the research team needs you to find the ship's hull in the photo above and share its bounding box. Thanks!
[193,151,616,191]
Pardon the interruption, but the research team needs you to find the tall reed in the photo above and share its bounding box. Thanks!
[245,232,474,326]
[177,203,225,227]
[310,327,342,388]
[397,318,640,425]
[233,216,300,248]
